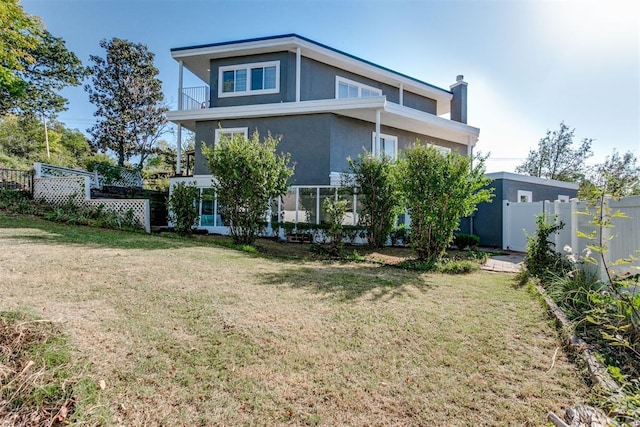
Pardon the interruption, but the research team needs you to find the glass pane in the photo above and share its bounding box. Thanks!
[251,67,263,90]
[362,88,373,97]
[384,139,395,158]
[340,188,356,226]
[338,82,348,98]
[264,66,276,89]
[201,189,215,226]
[298,187,317,224]
[281,189,297,222]
[222,71,234,92]
[235,69,247,91]
[319,188,337,224]
[348,84,358,98]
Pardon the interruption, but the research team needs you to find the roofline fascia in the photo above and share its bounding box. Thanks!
[171,34,453,96]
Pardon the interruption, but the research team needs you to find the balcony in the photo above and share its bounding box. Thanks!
[180,86,209,110]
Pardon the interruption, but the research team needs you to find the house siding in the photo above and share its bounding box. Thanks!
[209,51,296,107]
[193,115,464,185]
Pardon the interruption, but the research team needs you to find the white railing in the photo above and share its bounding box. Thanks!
[34,162,143,190]
[35,162,99,189]
[180,86,209,110]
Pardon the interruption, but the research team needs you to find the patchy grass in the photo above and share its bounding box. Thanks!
[0,213,589,425]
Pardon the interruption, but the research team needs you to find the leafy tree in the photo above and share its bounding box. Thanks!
[516,122,593,182]
[85,38,167,167]
[0,0,42,112]
[346,153,400,248]
[168,182,201,236]
[203,130,294,245]
[397,143,493,263]
[581,150,640,198]
[322,197,348,257]
[0,2,85,120]
[0,114,92,168]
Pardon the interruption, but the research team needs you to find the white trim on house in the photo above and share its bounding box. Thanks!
[371,132,398,160]
[168,96,480,146]
[428,143,451,154]
[336,76,382,99]
[486,172,579,190]
[171,35,453,115]
[214,127,249,144]
[517,190,533,203]
[218,60,280,98]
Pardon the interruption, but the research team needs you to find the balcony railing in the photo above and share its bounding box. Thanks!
[180,86,209,110]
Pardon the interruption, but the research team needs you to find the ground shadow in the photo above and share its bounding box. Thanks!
[256,262,437,302]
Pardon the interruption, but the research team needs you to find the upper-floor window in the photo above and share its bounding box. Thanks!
[218,61,279,97]
[215,127,248,145]
[428,143,452,155]
[557,195,570,202]
[372,132,397,160]
[336,76,382,99]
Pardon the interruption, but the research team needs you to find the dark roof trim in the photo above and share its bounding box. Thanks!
[171,33,452,95]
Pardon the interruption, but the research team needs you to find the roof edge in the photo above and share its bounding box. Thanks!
[171,34,452,95]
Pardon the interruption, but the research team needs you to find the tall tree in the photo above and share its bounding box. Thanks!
[0,0,42,112]
[85,38,167,167]
[581,150,640,197]
[515,122,593,182]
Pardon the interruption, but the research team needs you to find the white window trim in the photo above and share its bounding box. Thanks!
[336,76,382,99]
[557,195,570,202]
[214,127,248,145]
[371,132,398,160]
[427,143,452,154]
[218,61,280,98]
[517,190,533,203]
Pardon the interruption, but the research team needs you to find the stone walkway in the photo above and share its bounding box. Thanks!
[482,252,525,273]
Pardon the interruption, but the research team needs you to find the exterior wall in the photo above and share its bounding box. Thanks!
[209,52,296,107]
[329,115,465,175]
[402,90,437,115]
[461,177,579,248]
[208,53,438,115]
[194,115,332,185]
[502,180,577,202]
[194,115,466,185]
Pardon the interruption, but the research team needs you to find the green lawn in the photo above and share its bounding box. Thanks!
[0,214,589,425]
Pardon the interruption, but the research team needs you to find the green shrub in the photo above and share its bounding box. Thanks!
[524,214,568,280]
[436,259,479,274]
[453,233,480,250]
[167,182,201,236]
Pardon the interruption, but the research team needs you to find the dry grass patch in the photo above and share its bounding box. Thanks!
[0,214,589,425]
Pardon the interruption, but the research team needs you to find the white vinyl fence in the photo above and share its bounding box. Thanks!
[503,196,640,279]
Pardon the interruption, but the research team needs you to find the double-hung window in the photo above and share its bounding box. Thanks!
[372,132,397,160]
[336,76,382,99]
[215,127,248,145]
[219,61,279,97]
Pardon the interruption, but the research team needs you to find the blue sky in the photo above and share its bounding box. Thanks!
[21,0,640,173]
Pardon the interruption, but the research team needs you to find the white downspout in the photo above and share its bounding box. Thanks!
[375,110,381,155]
[295,47,301,102]
[176,124,182,175]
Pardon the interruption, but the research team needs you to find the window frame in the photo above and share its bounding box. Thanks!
[218,61,280,98]
[214,127,249,145]
[427,143,452,154]
[336,76,382,99]
[557,195,570,202]
[517,190,533,203]
[371,132,398,160]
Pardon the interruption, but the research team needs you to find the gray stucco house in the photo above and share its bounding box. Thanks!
[168,34,480,232]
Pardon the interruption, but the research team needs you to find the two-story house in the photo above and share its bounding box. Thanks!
[168,34,480,232]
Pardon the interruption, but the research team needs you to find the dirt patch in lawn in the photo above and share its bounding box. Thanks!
[0,215,589,426]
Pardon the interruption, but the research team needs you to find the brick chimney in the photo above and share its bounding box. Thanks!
[450,75,467,124]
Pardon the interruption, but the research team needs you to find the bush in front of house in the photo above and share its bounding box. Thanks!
[167,181,200,236]
[453,233,480,250]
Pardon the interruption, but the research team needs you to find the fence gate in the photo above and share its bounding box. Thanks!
[502,200,544,252]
